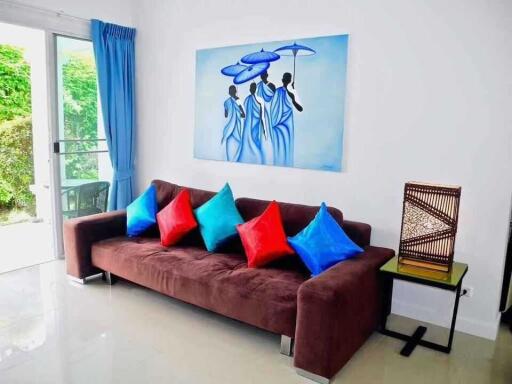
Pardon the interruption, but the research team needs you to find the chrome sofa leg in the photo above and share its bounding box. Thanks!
[67,275,86,284]
[103,271,115,285]
[280,335,294,356]
[296,368,330,384]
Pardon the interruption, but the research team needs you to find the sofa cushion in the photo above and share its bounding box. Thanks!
[156,188,198,246]
[236,197,343,237]
[237,201,294,268]
[126,184,158,237]
[289,202,363,276]
[91,236,307,337]
[194,183,244,252]
[150,180,216,245]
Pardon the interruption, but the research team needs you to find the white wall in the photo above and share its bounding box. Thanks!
[134,0,512,340]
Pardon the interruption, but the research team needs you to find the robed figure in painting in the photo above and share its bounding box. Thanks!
[256,71,275,164]
[270,72,303,167]
[221,85,245,162]
[239,82,265,164]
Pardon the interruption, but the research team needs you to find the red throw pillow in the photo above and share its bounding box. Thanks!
[156,189,198,246]
[237,201,294,268]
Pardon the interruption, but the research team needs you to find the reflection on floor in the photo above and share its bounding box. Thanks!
[0,221,54,274]
[0,260,510,384]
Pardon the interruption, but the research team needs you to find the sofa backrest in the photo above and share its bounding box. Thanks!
[152,179,215,210]
[236,197,343,237]
[152,180,343,243]
[151,180,345,238]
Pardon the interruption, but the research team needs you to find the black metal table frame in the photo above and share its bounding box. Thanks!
[380,268,468,356]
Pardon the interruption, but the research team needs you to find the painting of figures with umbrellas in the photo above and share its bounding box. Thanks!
[194,34,349,172]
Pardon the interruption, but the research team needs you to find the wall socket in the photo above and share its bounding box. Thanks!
[462,286,474,298]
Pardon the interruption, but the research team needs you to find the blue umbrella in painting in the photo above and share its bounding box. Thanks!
[273,42,316,81]
[240,48,280,64]
[221,62,248,77]
[233,62,270,84]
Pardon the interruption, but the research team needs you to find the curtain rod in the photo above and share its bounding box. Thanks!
[0,0,90,24]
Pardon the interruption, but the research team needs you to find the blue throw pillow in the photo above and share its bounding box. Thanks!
[194,183,244,252]
[288,202,363,276]
[127,184,158,237]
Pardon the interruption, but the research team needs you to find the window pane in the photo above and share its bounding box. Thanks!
[60,152,111,219]
[56,36,111,219]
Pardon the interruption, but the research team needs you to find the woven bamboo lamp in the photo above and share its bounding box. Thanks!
[398,182,461,272]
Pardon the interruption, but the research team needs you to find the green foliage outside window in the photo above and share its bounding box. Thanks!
[0,117,34,208]
[0,45,31,121]
[0,44,100,210]
[0,46,33,209]
[62,52,99,180]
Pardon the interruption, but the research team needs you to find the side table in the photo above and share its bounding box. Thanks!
[379,256,468,356]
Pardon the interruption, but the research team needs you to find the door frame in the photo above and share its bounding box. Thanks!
[46,32,64,258]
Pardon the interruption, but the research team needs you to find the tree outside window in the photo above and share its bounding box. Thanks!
[0,44,99,219]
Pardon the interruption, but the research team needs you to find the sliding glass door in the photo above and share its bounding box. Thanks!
[54,36,111,221]
[0,6,108,260]
[0,22,56,272]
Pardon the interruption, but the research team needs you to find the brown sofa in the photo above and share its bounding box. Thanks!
[64,180,394,383]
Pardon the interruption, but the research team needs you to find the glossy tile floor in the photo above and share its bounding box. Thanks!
[0,261,510,384]
[0,221,54,274]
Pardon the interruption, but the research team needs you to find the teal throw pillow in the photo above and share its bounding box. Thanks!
[194,183,244,251]
[127,184,158,237]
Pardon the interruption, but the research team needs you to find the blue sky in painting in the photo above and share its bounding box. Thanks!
[194,34,348,172]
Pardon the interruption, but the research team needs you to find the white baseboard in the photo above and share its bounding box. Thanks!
[391,298,500,340]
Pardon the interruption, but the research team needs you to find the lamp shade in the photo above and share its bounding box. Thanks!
[398,182,461,272]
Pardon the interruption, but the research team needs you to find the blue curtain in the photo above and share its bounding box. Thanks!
[91,19,136,210]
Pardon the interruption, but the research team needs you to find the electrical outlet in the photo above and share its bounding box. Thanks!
[462,286,474,298]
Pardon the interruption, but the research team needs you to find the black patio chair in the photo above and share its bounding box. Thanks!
[61,181,110,219]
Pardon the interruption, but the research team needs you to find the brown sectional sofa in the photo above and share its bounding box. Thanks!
[64,180,394,383]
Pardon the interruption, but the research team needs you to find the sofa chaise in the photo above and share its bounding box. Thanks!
[64,179,394,383]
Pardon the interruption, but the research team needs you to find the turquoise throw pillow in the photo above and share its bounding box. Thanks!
[194,183,244,251]
[127,184,158,237]
[288,202,363,276]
